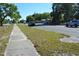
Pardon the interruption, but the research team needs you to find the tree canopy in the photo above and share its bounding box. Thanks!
[26,3,79,25]
[26,12,51,23]
[0,3,21,26]
[51,3,79,24]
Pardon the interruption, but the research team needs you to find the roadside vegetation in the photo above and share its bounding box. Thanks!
[26,3,79,25]
[0,3,21,26]
[18,24,79,56]
[0,25,13,56]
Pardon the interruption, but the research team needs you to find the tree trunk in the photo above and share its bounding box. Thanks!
[0,21,3,26]
[0,19,4,26]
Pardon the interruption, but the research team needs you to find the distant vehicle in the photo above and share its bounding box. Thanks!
[35,23,44,26]
[65,19,79,27]
[28,21,35,26]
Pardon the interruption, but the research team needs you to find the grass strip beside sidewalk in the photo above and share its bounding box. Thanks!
[0,25,13,56]
[18,24,79,56]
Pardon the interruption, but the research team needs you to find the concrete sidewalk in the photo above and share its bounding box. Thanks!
[4,24,39,56]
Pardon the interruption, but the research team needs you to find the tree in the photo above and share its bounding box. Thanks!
[51,3,63,24]
[26,15,34,22]
[19,19,26,23]
[51,3,75,24]
[32,13,41,21]
[26,12,52,23]
[41,13,51,20]
[0,3,21,26]
[11,11,21,23]
[73,3,79,19]
[61,3,73,22]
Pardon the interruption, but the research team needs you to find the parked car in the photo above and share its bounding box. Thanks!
[28,22,35,26]
[65,19,79,27]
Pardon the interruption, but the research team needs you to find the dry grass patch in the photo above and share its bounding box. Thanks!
[18,24,79,56]
[0,24,13,56]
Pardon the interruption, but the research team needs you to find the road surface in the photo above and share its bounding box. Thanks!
[32,25,79,37]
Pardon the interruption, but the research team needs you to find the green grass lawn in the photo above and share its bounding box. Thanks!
[0,24,13,56]
[18,24,79,56]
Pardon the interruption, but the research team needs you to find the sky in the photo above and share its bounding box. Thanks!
[15,3,52,20]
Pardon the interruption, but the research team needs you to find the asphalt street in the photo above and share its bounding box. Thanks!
[32,25,79,37]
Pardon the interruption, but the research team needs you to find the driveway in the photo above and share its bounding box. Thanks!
[32,25,79,37]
